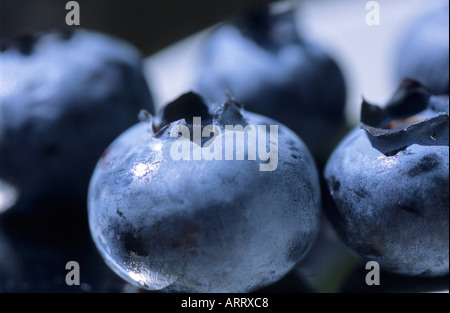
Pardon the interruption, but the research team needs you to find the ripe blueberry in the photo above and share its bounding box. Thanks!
[88,92,321,292]
[193,6,347,166]
[395,3,449,94]
[0,29,154,217]
[324,80,449,277]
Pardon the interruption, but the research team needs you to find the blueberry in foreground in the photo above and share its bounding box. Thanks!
[194,6,347,165]
[394,3,449,95]
[0,29,154,217]
[324,80,449,277]
[88,92,321,292]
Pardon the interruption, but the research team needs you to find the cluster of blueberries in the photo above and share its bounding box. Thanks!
[0,5,448,293]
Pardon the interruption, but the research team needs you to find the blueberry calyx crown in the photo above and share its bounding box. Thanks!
[144,92,248,142]
[0,29,74,55]
[359,79,449,155]
[360,79,448,136]
[232,6,301,51]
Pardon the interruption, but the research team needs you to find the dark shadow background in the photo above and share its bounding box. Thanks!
[0,0,275,56]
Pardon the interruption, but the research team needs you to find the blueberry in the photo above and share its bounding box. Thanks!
[395,3,449,94]
[324,80,449,277]
[193,6,347,166]
[88,92,321,292]
[0,28,154,217]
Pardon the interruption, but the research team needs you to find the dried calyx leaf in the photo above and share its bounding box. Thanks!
[153,91,247,142]
[0,29,74,55]
[359,79,449,155]
[213,90,247,128]
[0,33,38,55]
[361,79,432,130]
[232,5,301,51]
[157,92,211,130]
[138,109,155,133]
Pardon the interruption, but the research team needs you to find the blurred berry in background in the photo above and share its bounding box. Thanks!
[395,2,449,95]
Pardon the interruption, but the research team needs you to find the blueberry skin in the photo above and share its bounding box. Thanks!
[88,92,321,292]
[395,3,449,94]
[0,29,154,216]
[193,8,347,165]
[324,81,449,277]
